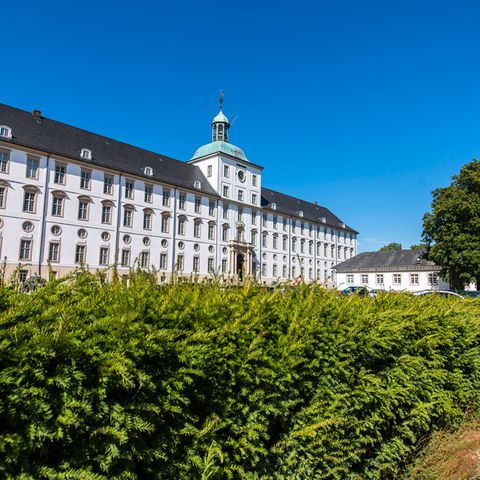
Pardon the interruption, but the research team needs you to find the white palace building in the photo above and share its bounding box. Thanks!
[0,101,358,284]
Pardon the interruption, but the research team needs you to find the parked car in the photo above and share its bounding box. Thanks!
[341,286,371,297]
[413,290,464,299]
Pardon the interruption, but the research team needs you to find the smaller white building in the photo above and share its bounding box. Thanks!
[334,250,449,292]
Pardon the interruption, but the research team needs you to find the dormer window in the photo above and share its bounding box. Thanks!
[80,148,92,160]
[144,166,153,176]
[321,217,326,223]
[194,180,202,189]
[299,210,304,217]
[0,126,12,139]
[271,203,277,210]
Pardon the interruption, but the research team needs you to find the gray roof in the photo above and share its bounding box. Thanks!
[261,187,358,233]
[0,103,217,196]
[334,250,440,273]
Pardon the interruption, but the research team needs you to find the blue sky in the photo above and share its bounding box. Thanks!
[3,0,480,251]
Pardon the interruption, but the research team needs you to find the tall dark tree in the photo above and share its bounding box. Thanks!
[379,242,402,252]
[422,160,480,289]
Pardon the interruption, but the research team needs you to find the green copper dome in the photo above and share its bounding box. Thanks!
[191,141,248,162]
[212,110,230,125]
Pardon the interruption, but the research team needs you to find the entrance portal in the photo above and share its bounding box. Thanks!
[236,253,244,282]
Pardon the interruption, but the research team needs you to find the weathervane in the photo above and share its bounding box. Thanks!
[219,89,224,111]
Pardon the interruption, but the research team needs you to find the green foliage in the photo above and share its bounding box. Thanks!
[379,242,402,252]
[409,244,428,251]
[1,271,480,479]
[422,159,480,289]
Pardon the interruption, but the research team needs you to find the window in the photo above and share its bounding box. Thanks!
[195,197,201,213]
[238,190,244,202]
[252,210,257,225]
[19,270,28,283]
[78,228,88,239]
[222,225,229,242]
[102,204,112,224]
[80,169,91,189]
[251,193,257,205]
[208,222,215,240]
[19,239,32,261]
[144,166,153,176]
[178,217,186,235]
[393,274,402,285]
[26,157,39,179]
[324,244,328,257]
[223,185,229,197]
[222,259,227,273]
[176,254,184,271]
[428,273,438,285]
[208,257,214,273]
[123,207,133,227]
[207,165,212,177]
[273,235,278,249]
[144,184,153,203]
[0,126,12,139]
[161,214,170,233]
[292,237,297,252]
[99,247,109,266]
[360,274,368,284]
[301,223,304,235]
[283,218,287,231]
[179,193,186,210]
[121,249,130,267]
[283,236,287,250]
[273,216,277,229]
[238,207,243,222]
[194,220,201,238]
[0,186,5,208]
[376,274,384,285]
[143,211,152,230]
[309,242,313,255]
[281,265,287,278]
[271,202,277,210]
[104,175,113,194]
[101,231,110,241]
[209,200,215,216]
[80,148,92,159]
[48,242,60,262]
[51,196,64,217]
[273,264,278,277]
[347,274,354,284]
[410,273,419,285]
[193,257,200,273]
[78,199,89,220]
[262,263,267,276]
[159,253,168,270]
[300,240,305,254]
[251,230,257,244]
[125,180,134,199]
[54,163,66,184]
[223,203,229,219]
[263,214,267,227]
[162,189,170,207]
[252,174,257,187]
[0,151,9,173]
[75,245,86,264]
[140,251,150,269]
[262,232,267,248]
[194,180,202,189]
[223,164,230,178]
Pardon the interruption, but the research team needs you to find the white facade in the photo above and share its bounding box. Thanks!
[336,270,449,292]
[0,105,358,284]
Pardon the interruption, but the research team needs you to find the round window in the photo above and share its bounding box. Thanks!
[222,247,228,255]
[262,252,267,260]
[143,236,151,246]
[78,228,88,239]
[283,255,287,262]
[22,221,34,232]
[123,234,131,244]
[238,170,246,183]
[161,239,168,248]
[273,254,277,261]
[178,241,185,250]
[194,243,200,252]
[101,231,110,241]
[208,245,214,253]
[292,257,296,263]
[51,225,62,236]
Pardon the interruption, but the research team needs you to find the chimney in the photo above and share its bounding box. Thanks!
[32,110,41,118]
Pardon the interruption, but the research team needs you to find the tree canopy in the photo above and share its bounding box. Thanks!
[379,242,402,252]
[422,159,480,289]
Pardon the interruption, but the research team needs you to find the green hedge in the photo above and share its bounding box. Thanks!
[1,271,480,479]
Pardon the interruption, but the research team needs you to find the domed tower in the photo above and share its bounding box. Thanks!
[212,102,230,142]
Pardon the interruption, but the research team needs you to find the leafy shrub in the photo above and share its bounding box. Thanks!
[1,271,480,479]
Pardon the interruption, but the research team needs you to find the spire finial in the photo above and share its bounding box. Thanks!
[219,89,224,111]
